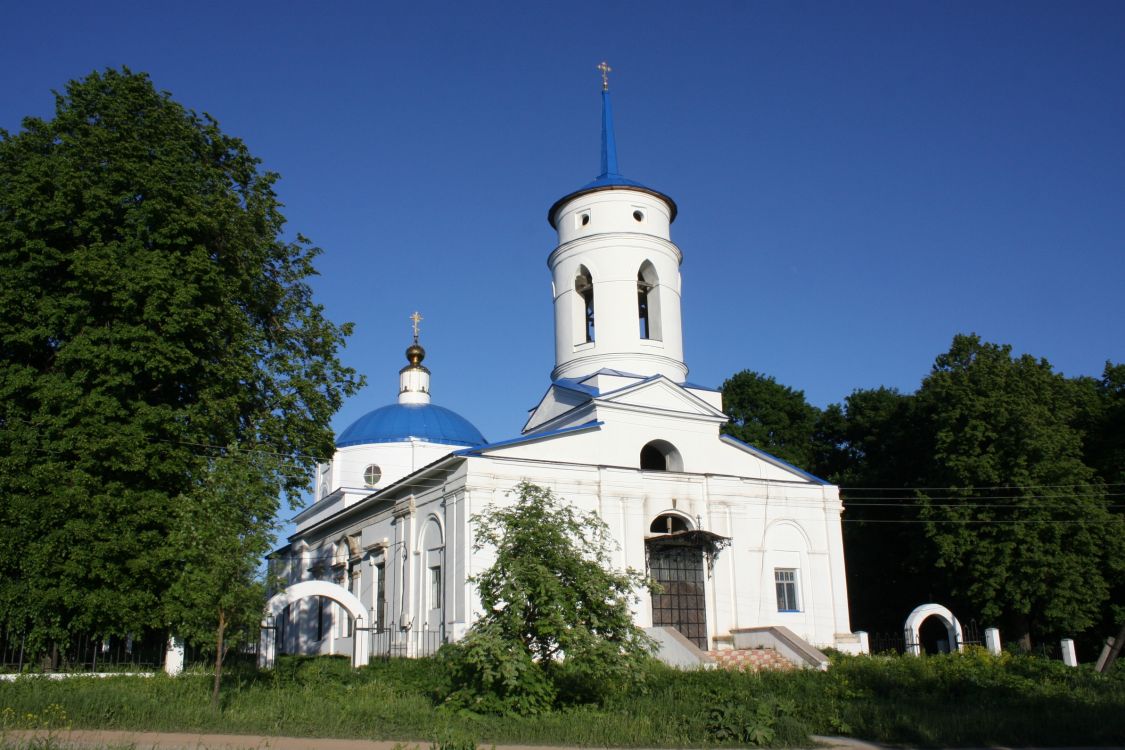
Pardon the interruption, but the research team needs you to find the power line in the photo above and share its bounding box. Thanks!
[843,491,1125,502]
[842,518,1114,525]
[845,502,1125,509]
[842,482,1125,491]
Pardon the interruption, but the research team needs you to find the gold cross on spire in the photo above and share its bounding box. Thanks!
[597,61,612,91]
[410,311,423,342]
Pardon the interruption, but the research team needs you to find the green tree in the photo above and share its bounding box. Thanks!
[720,370,820,468]
[818,387,937,632]
[1073,362,1125,487]
[0,68,361,656]
[916,335,1124,647]
[443,482,653,715]
[165,447,280,707]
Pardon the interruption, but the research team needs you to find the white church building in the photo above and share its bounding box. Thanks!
[266,74,858,665]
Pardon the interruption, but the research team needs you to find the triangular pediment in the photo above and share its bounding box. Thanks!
[522,382,594,433]
[596,376,728,421]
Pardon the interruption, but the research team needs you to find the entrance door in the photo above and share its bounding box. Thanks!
[647,542,708,649]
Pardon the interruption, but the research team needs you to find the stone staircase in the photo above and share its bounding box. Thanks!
[706,647,795,672]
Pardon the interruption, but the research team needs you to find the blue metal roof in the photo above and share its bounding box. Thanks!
[719,434,830,485]
[548,89,677,226]
[336,403,486,448]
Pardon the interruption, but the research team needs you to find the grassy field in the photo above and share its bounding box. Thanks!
[2,650,1123,748]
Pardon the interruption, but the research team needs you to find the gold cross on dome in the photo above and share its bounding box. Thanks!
[410,311,423,341]
[597,61,612,91]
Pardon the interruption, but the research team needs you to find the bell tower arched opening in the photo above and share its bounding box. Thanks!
[575,265,595,343]
[637,261,662,340]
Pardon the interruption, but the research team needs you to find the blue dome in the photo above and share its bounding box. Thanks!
[336,403,486,448]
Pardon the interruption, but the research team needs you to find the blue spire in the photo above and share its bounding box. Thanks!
[600,89,620,178]
[546,62,679,227]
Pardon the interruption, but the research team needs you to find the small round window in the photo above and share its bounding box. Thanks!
[363,464,382,487]
[633,210,644,222]
[580,213,591,226]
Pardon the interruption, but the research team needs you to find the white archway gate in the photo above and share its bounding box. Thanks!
[904,603,964,656]
[259,580,369,669]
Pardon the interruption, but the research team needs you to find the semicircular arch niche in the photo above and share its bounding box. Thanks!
[420,517,445,636]
[760,520,813,622]
[649,512,693,535]
[640,439,683,472]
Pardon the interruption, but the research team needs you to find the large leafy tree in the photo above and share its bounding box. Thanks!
[915,335,1124,647]
[443,482,653,715]
[0,69,361,656]
[720,370,820,468]
[816,387,938,632]
[1074,362,1125,488]
[721,342,1124,646]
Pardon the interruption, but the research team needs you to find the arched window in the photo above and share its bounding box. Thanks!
[649,513,691,534]
[575,265,595,343]
[421,518,445,635]
[640,439,683,472]
[637,261,661,340]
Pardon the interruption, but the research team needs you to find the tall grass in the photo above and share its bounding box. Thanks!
[1,651,1122,747]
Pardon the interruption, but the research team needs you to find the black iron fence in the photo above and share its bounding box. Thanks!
[867,617,988,656]
[868,631,907,654]
[367,628,444,660]
[0,630,163,673]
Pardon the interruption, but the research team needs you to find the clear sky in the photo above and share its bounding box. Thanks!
[4,1,1124,466]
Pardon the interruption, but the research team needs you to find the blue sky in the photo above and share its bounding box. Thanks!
[4,1,1124,465]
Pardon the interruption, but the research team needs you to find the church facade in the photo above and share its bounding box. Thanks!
[268,78,858,661]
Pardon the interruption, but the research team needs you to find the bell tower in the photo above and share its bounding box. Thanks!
[546,64,687,383]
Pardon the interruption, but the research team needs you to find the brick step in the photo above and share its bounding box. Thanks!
[706,647,795,672]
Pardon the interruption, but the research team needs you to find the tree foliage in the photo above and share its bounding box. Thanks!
[914,335,1124,646]
[722,336,1124,647]
[720,370,820,468]
[165,447,281,705]
[442,482,654,715]
[0,68,361,653]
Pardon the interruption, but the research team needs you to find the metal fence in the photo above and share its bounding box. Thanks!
[367,628,444,660]
[868,617,987,655]
[868,631,907,654]
[0,630,163,673]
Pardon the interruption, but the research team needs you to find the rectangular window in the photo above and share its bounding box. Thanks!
[375,562,386,631]
[430,565,442,611]
[775,569,800,612]
[316,596,328,640]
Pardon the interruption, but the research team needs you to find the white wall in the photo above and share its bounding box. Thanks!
[549,189,686,382]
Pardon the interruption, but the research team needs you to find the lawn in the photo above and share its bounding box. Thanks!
[2,650,1122,748]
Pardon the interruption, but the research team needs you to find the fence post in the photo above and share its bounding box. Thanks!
[1061,638,1078,667]
[984,628,1001,655]
[1095,637,1115,672]
[164,636,185,676]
